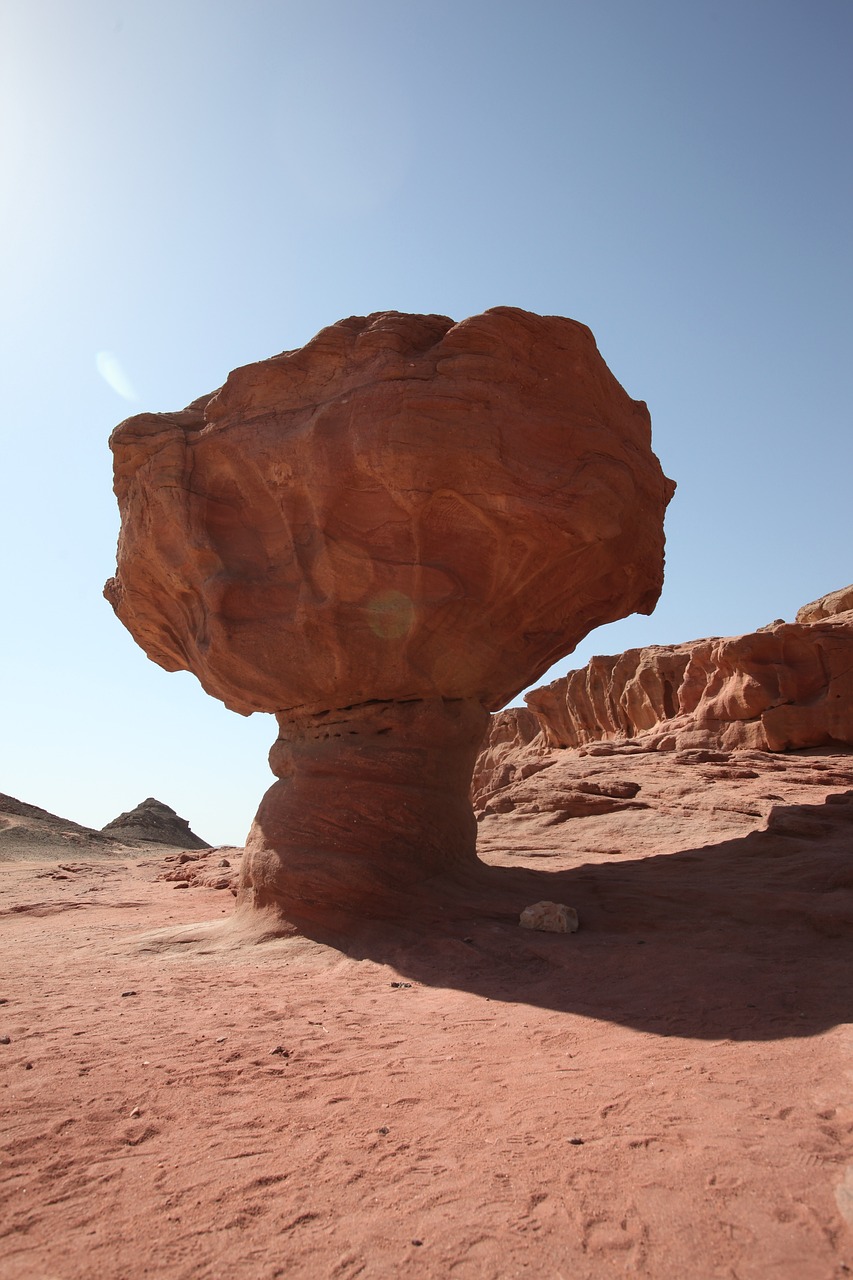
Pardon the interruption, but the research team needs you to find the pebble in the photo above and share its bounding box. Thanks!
[390,981,412,989]
[130,1107,141,1118]
[0,1036,10,1045]
[173,881,190,890]
[269,1046,290,1057]
[121,990,137,998]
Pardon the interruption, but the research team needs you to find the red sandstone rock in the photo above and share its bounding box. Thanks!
[473,593,853,813]
[796,582,853,624]
[106,309,673,716]
[523,611,853,755]
[105,309,673,924]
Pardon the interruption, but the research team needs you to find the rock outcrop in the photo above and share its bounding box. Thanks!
[106,308,673,925]
[796,584,853,624]
[101,798,210,849]
[473,587,853,814]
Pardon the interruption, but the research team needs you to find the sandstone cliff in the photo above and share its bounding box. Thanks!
[473,587,853,812]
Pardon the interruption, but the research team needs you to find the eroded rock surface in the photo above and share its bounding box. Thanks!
[796,583,853,624]
[105,309,673,716]
[474,588,853,816]
[106,309,673,924]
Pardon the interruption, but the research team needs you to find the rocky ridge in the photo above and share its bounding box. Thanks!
[0,793,125,860]
[474,586,853,815]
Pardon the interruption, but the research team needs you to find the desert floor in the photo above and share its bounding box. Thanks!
[2,746,853,1279]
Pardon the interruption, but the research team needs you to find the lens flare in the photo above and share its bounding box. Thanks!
[96,351,137,401]
[366,590,415,640]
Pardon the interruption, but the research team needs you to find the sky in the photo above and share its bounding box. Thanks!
[1,0,851,846]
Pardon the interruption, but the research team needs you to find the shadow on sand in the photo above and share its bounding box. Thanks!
[137,791,853,1044]
[281,790,853,1044]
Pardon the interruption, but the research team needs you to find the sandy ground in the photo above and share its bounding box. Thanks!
[2,747,853,1279]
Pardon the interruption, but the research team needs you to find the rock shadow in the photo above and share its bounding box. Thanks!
[312,790,853,1043]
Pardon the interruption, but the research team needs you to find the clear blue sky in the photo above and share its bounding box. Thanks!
[1,1,850,845]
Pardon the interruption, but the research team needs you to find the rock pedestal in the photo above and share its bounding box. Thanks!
[240,698,489,922]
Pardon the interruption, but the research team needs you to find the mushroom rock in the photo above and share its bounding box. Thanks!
[105,308,674,926]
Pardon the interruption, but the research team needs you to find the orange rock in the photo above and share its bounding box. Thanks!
[105,309,673,924]
[515,599,853,759]
[795,583,853,624]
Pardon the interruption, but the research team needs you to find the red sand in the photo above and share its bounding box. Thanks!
[2,747,853,1278]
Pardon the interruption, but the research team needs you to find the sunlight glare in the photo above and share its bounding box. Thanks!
[96,351,138,401]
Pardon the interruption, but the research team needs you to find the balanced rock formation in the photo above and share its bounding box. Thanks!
[101,798,210,849]
[105,308,673,925]
[473,586,853,813]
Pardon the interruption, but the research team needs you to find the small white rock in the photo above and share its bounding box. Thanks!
[519,901,579,934]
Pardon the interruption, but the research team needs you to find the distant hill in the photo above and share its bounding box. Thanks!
[101,797,210,848]
[0,792,125,860]
[0,792,209,860]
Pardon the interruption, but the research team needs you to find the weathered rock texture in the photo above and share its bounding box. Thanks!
[796,583,853,624]
[106,308,673,922]
[473,587,853,815]
[101,798,210,848]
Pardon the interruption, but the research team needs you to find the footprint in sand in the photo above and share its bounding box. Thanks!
[836,1166,853,1230]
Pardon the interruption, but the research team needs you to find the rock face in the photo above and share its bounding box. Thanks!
[473,588,853,814]
[105,309,673,924]
[796,584,853,624]
[101,798,210,849]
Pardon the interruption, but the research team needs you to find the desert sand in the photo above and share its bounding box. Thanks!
[2,742,852,1279]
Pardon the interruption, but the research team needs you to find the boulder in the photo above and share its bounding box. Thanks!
[519,902,579,933]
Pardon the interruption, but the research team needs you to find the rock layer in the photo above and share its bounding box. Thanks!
[106,309,673,925]
[240,698,489,922]
[526,609,853,756]
[473,588,853,815]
